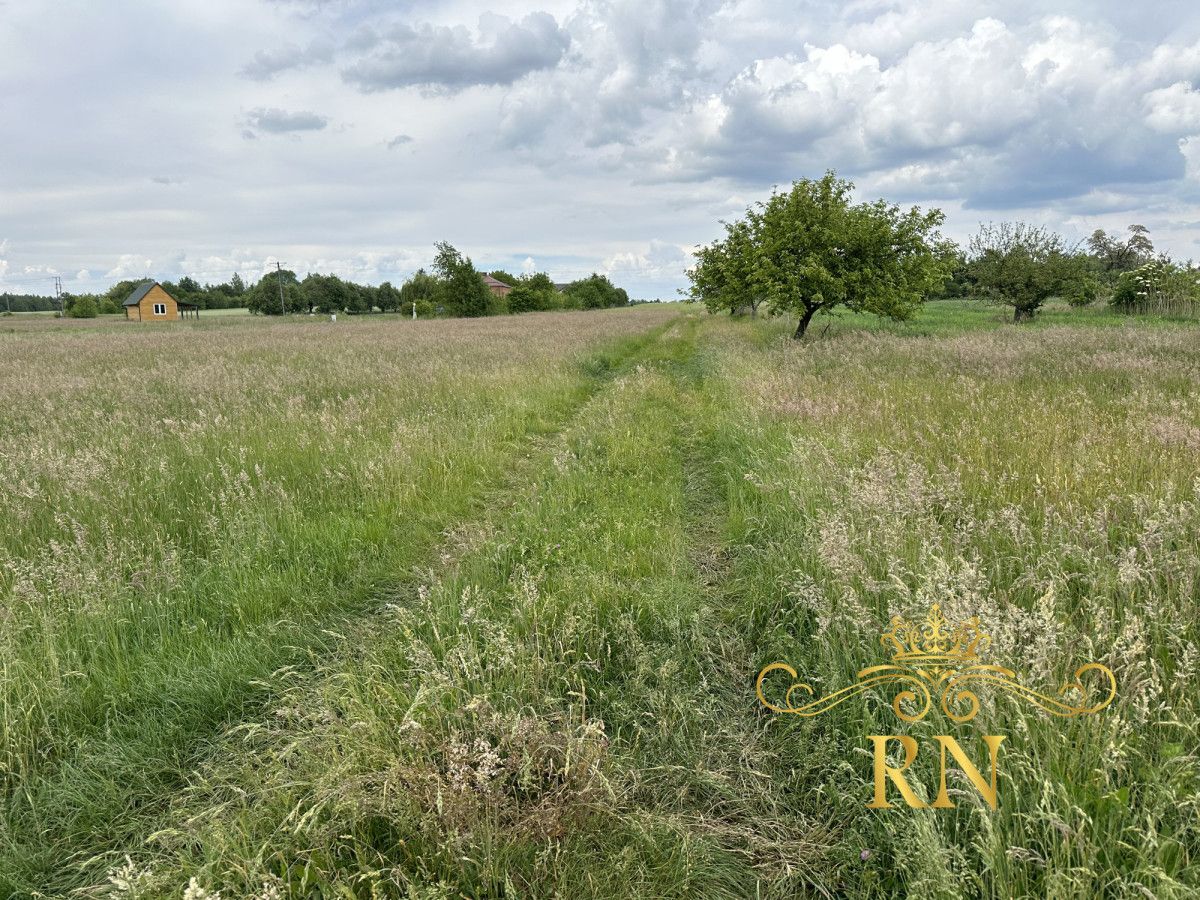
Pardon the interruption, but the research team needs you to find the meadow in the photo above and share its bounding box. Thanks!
[0,302,1196,898]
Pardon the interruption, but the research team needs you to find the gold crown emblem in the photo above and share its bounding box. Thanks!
[757,601,1116,724]
[880,603,990,667]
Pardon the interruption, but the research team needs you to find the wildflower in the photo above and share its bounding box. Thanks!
[183,877,221,900]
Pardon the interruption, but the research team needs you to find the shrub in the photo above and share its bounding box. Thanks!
[66,294,98,318]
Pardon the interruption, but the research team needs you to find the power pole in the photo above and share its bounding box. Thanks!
[54,276,63,316]
[275,261,287,316]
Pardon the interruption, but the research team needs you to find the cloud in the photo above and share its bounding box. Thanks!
[6,0,1200,299]
[244,107,329,134]
[603,240,695,280]
[341,12,570,93]
[240,37,335,80]
[104,255,154,280]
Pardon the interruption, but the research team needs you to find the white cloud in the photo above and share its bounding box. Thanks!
[104,256,154,280]
[1144,82,1200,134]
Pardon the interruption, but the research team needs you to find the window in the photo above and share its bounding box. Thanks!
[153,303,166,315]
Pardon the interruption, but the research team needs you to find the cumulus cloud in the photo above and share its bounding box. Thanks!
[104,255,154,280]
[603,240,695,279]
[341,12,570,93]
[244,107,329,134]
[6,0,1200,298]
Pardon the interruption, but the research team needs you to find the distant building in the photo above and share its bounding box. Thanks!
[554,283,572,293]
[479,274,513,298]
[123,281,199,321]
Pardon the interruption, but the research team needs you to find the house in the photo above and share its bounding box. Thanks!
[480,274,512,298]
[123,281,199,322]
[554,283,571,293]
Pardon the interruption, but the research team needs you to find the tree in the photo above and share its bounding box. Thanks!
[562,273,628,310]
[246,268,302,314]
[688,217,765,317]
[229,272,246,296]
[377,281,401,313]
[433,242,491,317]
[400,269,440,316]
[506,272,559,313]
[968,222,1081,322]
[692,172,951,338]
[302,273,357,314]
[1087,225,1155,275]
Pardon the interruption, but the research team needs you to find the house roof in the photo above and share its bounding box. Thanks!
[480,274,511,289]
[122,280,159,306]
[122,280,195,308]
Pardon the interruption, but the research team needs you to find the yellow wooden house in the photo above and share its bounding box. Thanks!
[123,281,200,322]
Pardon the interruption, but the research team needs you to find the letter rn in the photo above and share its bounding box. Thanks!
[867,735,1006,809]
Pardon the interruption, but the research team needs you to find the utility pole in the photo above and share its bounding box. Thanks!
[412,300,416,320]
[54,276,63,316]
[275,261,286,316]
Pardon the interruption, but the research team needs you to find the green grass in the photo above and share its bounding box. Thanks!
[1,303,1196,898]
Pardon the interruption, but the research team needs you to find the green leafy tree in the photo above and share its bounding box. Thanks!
[692,172,950,338]
[246,268,303,314]
[104,280,141,307]
[229,272,246,296]
[688,217,765,317]
[400,269,440,316]
[377,281,401,312]
[562,273,628,310]
[507,272,559,313]
[968,222,1082,322]
[302,273,356,314]
[433,242,491,317]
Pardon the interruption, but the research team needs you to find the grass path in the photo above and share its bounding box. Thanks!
[65,312,838,897]
[0,315,680,896]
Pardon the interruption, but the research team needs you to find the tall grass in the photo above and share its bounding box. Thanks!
[0,308,678,894]
[1,303,1196,897]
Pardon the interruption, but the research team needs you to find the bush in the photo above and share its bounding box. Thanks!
[1108,259,1200,316]
[1065,276,1101,308]
[67,295,98,318]
[507,273,559,313]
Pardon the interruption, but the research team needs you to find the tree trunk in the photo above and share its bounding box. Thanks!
[793,305,817,339]
[1013,306,1034,323]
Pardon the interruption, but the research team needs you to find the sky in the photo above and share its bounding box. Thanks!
[2,0,1200,299]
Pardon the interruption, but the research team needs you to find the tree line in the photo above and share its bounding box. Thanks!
[243,243,628,317]
[25,242,630,319]
[688,172,1200,336]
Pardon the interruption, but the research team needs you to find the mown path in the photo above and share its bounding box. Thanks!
[0,316,683,896]
[20,312,846,897]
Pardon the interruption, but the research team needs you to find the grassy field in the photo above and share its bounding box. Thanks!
[0,302,1196,898]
